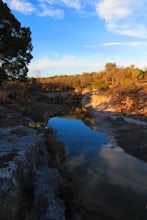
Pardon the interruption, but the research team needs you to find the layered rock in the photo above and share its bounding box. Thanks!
[82,93,147,162]
[82,90,147,116]
[0,106,66,220]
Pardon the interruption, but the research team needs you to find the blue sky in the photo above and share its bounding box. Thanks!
[3,0,147,77]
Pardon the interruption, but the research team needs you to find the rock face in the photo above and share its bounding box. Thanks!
[24,101,63,121]
[0,106,66,220]
[26,167,65,220]
[31,91,81,106]
[82,90,147,116]
[82,98,147,162]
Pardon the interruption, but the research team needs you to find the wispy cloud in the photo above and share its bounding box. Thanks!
[4,0,35,14]
[3,0,99,18]
[101,41,147,47]
[84,41,147,48]
[4,0,147,37]
[29,55,85,70]
[96,0,147,38]
[28,54,104,76]
[39,0,82,10]
[38,3,64,18]
[4,0,65,18]
[28,53,147,76]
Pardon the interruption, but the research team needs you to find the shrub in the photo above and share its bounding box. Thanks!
[121,79,136,92]
[91,80,109,90]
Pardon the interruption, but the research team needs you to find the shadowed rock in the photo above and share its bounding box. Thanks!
[0,105,66,220]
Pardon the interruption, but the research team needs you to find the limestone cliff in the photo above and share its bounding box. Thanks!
[82,90,147,116]
[0,105,66,220]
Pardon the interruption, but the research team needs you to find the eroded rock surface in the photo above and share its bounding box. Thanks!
[86,107,147,162]
[82,90,147,116]
[0,105,66,220]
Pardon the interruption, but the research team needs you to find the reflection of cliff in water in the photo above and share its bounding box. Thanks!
[62,104,96,129]
[48,114,147,220]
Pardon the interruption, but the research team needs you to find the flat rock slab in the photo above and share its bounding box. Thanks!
[0,105,66,220]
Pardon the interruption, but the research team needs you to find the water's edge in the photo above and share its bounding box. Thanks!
[48,110,147,220]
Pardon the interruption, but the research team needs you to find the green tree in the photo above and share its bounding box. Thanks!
[104,62,117,84]
[0,0,33,82]
[90,80,109,90]
[125,65,143,82]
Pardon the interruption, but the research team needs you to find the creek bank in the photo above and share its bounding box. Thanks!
[82,104,147,163]
[0,105,66,220]
[46,111,147,220]
[8,90,83,122]
[82,89,147,118]
[54,99,147,220]
[1,87,147,219]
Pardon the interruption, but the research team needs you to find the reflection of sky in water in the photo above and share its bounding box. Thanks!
[48,117,147,220]
[82,146,147,219]
[48,117,107,158]
[99,146,147,192]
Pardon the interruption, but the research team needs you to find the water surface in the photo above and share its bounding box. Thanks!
[48,116,107,158]
[48,116,147,220]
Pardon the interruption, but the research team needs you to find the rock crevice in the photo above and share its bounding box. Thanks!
[0,105,66,220]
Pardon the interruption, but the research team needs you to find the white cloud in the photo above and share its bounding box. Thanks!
[5,0,94,17]
[84,41,147,47]
[103,41,147,47]
[28,54,104,76]
[96,0,147,38]
[38,3,64,18]
[115,57,147,70]
[39,0,82,10]
[4,0,64,19]
[5,0,35,14]
[97,0,131,20]
[29,55,84,70]
[57,0,81,10]
[4,0,147,37]
[28,52,147,76]
[106,21,147,38]
[97,0,132,20]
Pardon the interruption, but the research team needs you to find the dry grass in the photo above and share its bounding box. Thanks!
[142,83,147,95]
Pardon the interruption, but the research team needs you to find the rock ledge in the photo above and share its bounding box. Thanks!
[0,105,66,220]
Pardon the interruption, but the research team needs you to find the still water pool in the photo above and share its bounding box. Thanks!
[48,117,107,158]
[48,116,147,220]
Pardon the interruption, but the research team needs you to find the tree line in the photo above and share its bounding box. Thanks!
[0,0,146,93]
[37,63,147,92]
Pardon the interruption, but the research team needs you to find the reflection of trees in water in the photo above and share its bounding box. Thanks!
[63,104,96,130]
